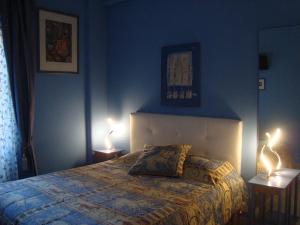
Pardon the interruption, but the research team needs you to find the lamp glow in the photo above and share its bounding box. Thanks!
[104,118,125,150]
[260,128,282,177]
[104,136,112,149]
[260,145,273,177]
[107,118,115,126]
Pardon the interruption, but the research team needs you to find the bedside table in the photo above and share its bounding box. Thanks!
[248,168,300,225]
[92,149,124,163]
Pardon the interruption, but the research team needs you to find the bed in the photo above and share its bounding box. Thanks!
[0,113,247,225]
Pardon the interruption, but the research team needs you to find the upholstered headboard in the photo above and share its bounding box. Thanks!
[130,112,243,174]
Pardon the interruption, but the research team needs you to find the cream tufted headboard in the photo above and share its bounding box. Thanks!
[130,112,243,174]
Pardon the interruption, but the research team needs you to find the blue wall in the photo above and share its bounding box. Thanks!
[259,26,300,163]
[33,0,300,177]
[106,0,300,178]
[86,0,108,160]
[34,0,107,174]
[107,0,258,179]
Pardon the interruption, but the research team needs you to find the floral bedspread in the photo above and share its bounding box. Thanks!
[0,153,247,225]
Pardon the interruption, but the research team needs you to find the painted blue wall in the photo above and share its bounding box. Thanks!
[34,0,107,174]
[86,0,108,160]
[107,0,258,179]
[259,26,300,163]
[33,0,300,177]
[257,0,300,167]
[106,0,300,178]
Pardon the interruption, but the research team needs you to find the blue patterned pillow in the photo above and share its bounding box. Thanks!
[128,144,191,177]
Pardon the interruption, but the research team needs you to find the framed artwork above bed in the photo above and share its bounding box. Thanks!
[38,9,79,74]
[161,42,201,106]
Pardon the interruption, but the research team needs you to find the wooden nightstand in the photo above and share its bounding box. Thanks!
[92,149,124,163]
[248,168,300,225]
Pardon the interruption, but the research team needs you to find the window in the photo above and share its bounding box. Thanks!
[0,27,19,182]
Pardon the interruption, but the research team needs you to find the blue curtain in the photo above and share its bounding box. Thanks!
[0,28,20,182]
[0,0,37,177]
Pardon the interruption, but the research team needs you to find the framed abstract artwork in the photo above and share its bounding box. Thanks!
[161,43,200,106]
[38,9,79,73]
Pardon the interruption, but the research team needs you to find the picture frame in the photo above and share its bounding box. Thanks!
[161,42,201,106]
[258,78,265,90]
[38,9,79,73]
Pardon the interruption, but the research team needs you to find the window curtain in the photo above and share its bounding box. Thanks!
[0,28,20,182]
[0,0,37,177]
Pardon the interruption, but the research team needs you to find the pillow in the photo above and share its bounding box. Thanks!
[183,155,235,184]
[128,144,191,177]
[183,163,216,185]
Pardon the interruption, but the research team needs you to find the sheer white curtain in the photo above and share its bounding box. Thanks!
[0,27,19,182]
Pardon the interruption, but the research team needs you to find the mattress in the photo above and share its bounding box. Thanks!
[0,153,247,225]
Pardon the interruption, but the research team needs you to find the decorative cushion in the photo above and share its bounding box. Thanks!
[183,155,235,184]
[128,144,191,177]
[183,164,216,185]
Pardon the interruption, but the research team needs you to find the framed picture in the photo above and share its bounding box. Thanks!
[38,9,79,73]
[258,78,265,90]
[161,43,200,106]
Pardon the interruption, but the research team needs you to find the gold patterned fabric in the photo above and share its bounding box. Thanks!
[185,155,234,182]
[183,162,216,185]
[184,155,248,213]
[0,152,247,225]
[129,144,191,177]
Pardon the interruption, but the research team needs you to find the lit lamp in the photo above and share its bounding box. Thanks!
[259,128,282,178]
[104,118,125,152]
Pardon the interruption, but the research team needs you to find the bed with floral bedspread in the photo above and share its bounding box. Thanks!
[0,153,247,225]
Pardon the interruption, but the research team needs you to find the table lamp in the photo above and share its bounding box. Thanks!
[259,128,282,178]
[104,118,125,152]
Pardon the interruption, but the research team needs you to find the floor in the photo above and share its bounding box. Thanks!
[234,213,299,225]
